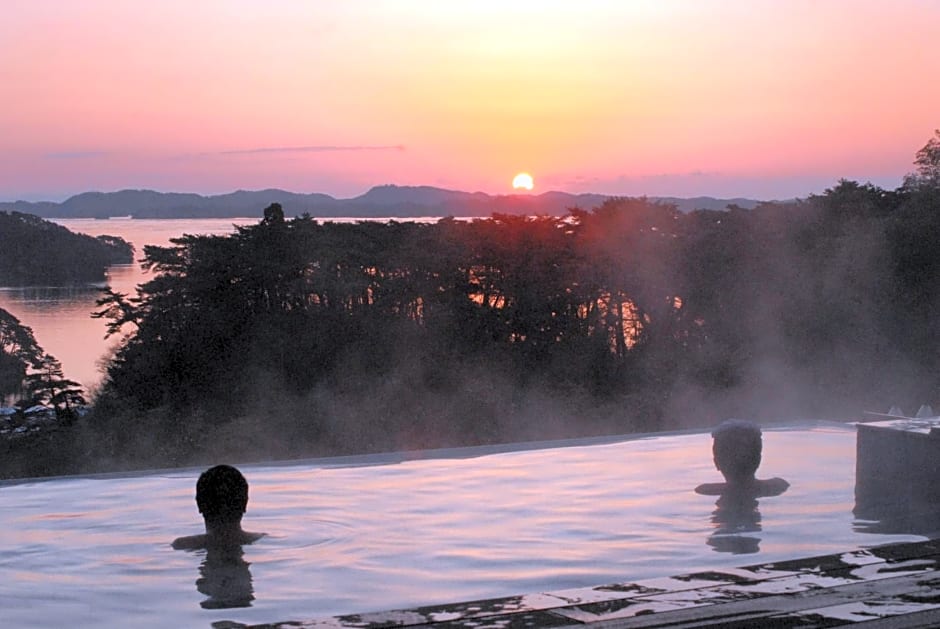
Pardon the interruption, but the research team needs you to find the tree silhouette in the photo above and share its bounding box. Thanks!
[25,355,86,421]
[85,133,940,459]
[0,308,45,403]
[904,129,940,190]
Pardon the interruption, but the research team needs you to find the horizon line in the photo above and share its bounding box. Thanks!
[0,185,803,206]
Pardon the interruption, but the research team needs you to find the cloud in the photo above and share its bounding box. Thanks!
[43,151,109,160]
[554,170,905,201]
[560,170,719,188]
[219,145,405,155]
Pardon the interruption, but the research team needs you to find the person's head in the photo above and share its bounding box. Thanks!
[196,465,249,526]
[711,420,762,483]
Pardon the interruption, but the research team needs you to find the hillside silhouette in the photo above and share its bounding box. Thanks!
[0,186,762,219]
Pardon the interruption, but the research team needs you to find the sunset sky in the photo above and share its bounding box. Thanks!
[2,0,938,201]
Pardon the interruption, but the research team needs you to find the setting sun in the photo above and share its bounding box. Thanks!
[512,172,534,191]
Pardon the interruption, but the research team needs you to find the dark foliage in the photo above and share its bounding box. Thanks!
[0,132,909,475]
[24,355,86,420]
[0,308,45,400]
[89,162,940,450]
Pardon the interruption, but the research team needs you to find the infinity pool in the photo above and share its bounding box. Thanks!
[0,423,925,628]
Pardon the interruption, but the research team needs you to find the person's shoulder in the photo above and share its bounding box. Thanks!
[172,534,208,550]
[756,477,789,497]
[206,530,266,549]
[241,531,265,545]
[696,478,789,498]
[695,482,726,496]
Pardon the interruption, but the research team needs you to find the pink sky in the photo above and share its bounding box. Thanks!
[2,0,938,201]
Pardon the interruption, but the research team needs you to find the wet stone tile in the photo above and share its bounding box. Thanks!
[222,593,578,629]
[332,610,436,628]
[430,610,574,628]
[325,592,572,628]
[898,576,940,605]
[847,558,939,582]
[592,582,664,595]
[710,565,803,582]
[792,600,940,623]
[700,611,846,628]
[213,618,363,629]
[747,545,939,584]
[410,593,572,619]
[633,574,744,594]
[544,581,666,606]
[869,539,940,562]
[718,572,860,597]
[837,549,887,567]
[550,594,711,624]
[631,587,738,606]
[760,553,871,577]
[677,570,768,586]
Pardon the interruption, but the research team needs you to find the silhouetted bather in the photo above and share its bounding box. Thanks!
[172,464,265,550]
[694,420,789,497]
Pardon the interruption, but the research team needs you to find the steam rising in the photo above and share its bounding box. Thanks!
[6,142,940,478]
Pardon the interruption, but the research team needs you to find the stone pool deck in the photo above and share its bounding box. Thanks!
[219,538,940,628]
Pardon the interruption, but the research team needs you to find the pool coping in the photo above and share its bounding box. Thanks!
[0,419,853,486]
[215,538,940,628]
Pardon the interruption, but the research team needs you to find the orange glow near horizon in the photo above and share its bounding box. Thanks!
[1,1,938,201]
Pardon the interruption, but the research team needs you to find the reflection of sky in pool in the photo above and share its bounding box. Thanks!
[0,424,924,628]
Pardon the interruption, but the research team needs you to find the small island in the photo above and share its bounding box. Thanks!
[0,211,134,285]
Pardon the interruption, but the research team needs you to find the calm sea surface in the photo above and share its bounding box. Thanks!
[0,425,922,628]
[0,217,432,392]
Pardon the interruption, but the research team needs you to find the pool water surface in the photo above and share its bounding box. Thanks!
[0,423,926,628]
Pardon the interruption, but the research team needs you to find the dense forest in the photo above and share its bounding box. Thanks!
[0,212,134,284]
[3,132,940,478]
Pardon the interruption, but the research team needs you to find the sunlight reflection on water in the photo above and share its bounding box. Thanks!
[0,424,924,628]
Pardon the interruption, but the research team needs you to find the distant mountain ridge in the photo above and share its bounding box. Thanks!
[0,185,763,219]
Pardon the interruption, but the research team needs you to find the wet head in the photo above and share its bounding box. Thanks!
[197,464,249,526]
[712,419,763,484]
